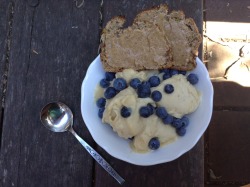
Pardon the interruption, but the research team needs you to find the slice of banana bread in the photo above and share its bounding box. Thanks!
[100,4,202,72]
[134,5,202,71]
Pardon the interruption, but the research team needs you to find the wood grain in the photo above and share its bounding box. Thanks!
[0,0,100,186]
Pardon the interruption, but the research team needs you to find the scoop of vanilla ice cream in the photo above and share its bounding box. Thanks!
[152,74,200,118]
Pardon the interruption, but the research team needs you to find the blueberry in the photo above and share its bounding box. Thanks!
[139,105,153,118]
[170,69,179,76]
[129,78,141,89]
[178,70,187,75]
[148,76,160,87]
[176,127,186,136]
[155,107,168,119]
[163,73,171,80]
[96,97,106,108]
[137,82,151,98]
[120,106,131,118]
[148,137,160,150]
[180,116,189,128]
[104,87,117,99]
[105,72,116,81]
[147,104,154,115]
[113,78,127,91]
[145,81,151,87]
[164,84,174,94]
[98,107,105,118]
[151,90,162,102]
[162,114,174,124]
[100,78,110,88]
[172,118,183,128]
[187,73,199,85]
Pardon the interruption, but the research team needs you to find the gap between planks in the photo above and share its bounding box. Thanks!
[0,2,14,149]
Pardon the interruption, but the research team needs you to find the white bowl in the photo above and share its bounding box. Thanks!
[81,55,213,166]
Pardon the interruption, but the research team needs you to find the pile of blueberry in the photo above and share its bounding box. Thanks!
[96,69,199,151]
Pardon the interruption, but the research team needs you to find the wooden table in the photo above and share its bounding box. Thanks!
[0,1,203,186]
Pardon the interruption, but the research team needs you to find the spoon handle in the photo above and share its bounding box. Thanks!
[69,128,125,185]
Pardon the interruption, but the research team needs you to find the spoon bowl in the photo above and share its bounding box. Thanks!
[40,102,125,185]
[40,102,73,132]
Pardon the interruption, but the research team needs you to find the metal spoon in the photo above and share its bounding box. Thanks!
[40,102,125,185]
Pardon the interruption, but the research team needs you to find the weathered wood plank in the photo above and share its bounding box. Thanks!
[205,0,250,23]
[0,0,8,85]
[0,0,100,186]
[94,0,204,186]
[205,111,250,186]
[95,140,204,187]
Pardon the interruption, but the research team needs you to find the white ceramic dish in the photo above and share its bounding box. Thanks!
[81,55,213,166]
